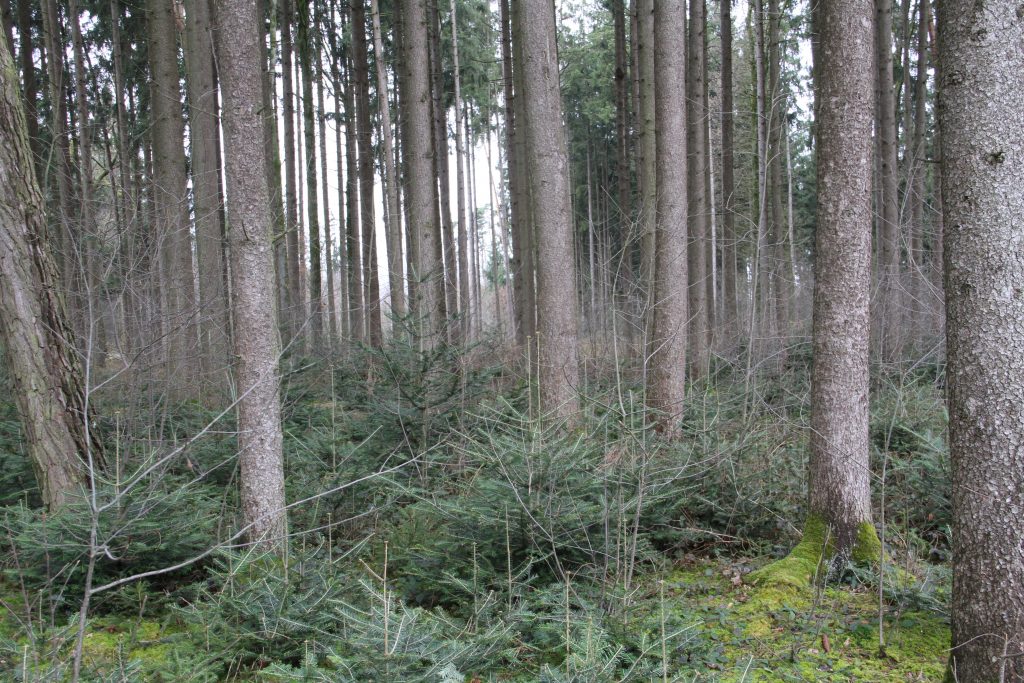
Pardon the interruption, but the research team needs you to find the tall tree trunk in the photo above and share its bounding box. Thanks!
[185,0,229,380]
[875,0,900,360]
[637,0,656,347]
[427,0,456,333]
[807,0,876,559]
[279,0,302,344]
[213,0,288,550]
[0,31,105,509]
[648,0,688,435]
[451,0,470,342]
[343,41,364,342]
[908,0,929,335]
[516,0,580,420]
[296,0,322,346]
[352,0,381,345]
[938,2,1024,678]
[315,8,338,347]
[149,0,198,394]
[370,0,405,324]
[612,0,631,296]
[687,0,709,379]
[509,0,534,349]
[720,0,738,340]
[499,0,528,346]
[399,0,444,345]
[767,0,790,360]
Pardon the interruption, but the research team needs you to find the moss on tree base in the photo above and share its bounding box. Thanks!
[748,515,882,590]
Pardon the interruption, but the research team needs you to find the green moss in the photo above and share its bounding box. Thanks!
[851,521,882,564]
[747,515,832,590]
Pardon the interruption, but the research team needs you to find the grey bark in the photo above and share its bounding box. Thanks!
[720,0,738,338]
[370,0,405,324]
[516,0,580,421]
[185,0,229,378]
[807,0,875,555]
[213,0,288,550]
[399,0,444,345]
[451,0,470,342]
[687,0,709,378]
[296,0,322,346]
[352,0,382,346]
[876,0,901,359]
[149,0,199,393]
[0,30,103,509]
[637,0,655,336]
[647,0,688,434]
[279,0,302,343]
[938,2,1024,679]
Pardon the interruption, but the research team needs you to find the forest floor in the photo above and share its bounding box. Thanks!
[0,347,953,681]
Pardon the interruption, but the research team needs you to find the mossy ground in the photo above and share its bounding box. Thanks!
[650,558,948,681]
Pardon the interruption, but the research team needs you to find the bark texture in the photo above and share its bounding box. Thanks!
[807,0,875,556]
[647,0,688,433]
[0,30,102,509]
[516,0,580,420]
[213,0,288,549]
[399,0,444,345]
[938,2,1024,678]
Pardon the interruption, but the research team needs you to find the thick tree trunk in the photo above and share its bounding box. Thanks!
[399,0,444,345]
[612,0,631,297]
[509,0,534,349]
[767,0,790,359]
[498,0,523,345]
[938,2,1024,678]
[637,0,656,343]
[213,0,288,550]
[807,0,876,559]
[0,32,103,509]
[149,0,198,394]
[516,0,580,421]
[185,0,229,379]
[647,0,688,435]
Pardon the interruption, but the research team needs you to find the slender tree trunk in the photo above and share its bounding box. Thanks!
[149,0,198,394]
[279,0,302,344]
[343,41,364,342]
[637,0,656,346]
[807,0,877,559]
[370,0,405,325]
[648,0,688,435]
[500,0,528,346]
[213,0,288,550]
[450,0,470,343]
[509,0,534,349]
[297,0,322,346]
[938,2,1024,678]
[876,0,900,361]
[516,0,580,421]
[687,0,709,379]
[612,0,631,297]
[352,0,381,346]
[720,0,738,340]
[767,0,790,360]
[185,0,229,379]
[16,0,38,164]
[908,0,929,336]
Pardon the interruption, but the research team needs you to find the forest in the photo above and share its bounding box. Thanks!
[0,0,1021,680]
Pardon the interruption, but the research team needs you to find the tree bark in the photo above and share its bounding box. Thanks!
[296,0,322,346]
[807,0,876,558]
[399,0,445,345]
[279,0,302,343]
[0,30,103,509]
[876,0,901,360]
[720,0,738,340]
[352,0,382,346]
[516,0,580,421]
[451,0,470,343]
[185,0,229,379]
[647,0,688,435]
[149,0,199,394]
[370,0,405,325]
[637,0,656,343]
[213,0,288,550]
[687,0,709,378]
[938,1,1024,678]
